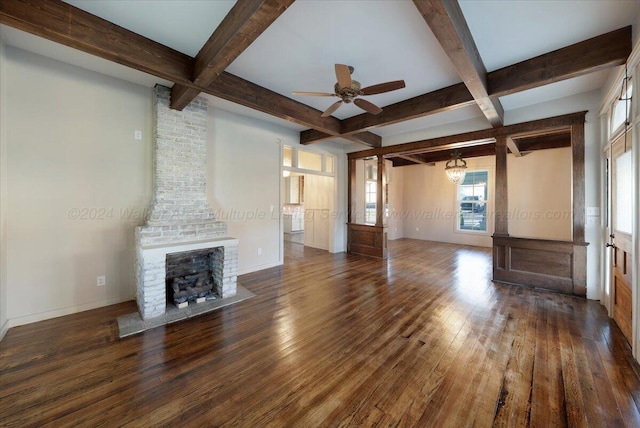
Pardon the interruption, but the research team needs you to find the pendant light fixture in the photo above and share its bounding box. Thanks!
[445,151,467,184]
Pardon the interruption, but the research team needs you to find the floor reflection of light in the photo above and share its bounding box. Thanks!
[453,250,491,307]
[274,304,299,368]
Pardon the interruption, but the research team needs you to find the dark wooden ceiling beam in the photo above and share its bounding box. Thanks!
[390,158,422,167]
[304,27,629,145]
[208,72,382,146]
[300,83,475,145]
[299,128,381,147]
[395,154,433,165]
[413,0,503,126]
[170,0,294,110]
[390,144,495,167]
[341,83,476,135]
[515,133,572,152]
[0,0,380,147]
[300,129,333,145]
[350,111,586,160]
[0,0,194,84]
[506,137,524,157]
[488,26,632,97]
[389,133,571,167]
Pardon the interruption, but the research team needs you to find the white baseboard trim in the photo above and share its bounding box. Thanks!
[238,260,283,276]
[4,296,131,333]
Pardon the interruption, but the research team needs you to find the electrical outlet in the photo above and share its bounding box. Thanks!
[257,248,262,256]
[97,276,106,286]
[416,227,419,232]
[134,130,142,140]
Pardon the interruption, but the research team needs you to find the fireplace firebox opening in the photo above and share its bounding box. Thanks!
[165,247,224,307]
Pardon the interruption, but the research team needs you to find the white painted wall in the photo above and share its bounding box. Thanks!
[0,39,8,340]
[402,156,495,248]
[207,108,290,275]
[1,47,351,334]
[400,147,573,247]
[387,161,404,240]
[507,148,572,240]
[4,47,153,328]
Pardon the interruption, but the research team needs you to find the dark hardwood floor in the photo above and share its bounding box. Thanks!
[1,239,640,427]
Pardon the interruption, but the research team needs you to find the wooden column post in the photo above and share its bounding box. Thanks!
[376,155,385,227]
[572,123,586,243]
[348,157,355,225]
[494,135,509,236]
[572,121,587,296]
[492,135,509,282]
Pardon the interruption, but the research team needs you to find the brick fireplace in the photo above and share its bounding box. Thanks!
[135,85,238,320]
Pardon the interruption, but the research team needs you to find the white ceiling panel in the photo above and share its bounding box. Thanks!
[226,0,461,120]
[460,0,640,72]
[499,69,611,111]
[2,1,638,146]
[64,0,236,57]
[375,104,485,137]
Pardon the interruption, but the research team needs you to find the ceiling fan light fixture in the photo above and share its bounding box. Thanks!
[445,152,467,184]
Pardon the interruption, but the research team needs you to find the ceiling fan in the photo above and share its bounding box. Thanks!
[292,64,406,117]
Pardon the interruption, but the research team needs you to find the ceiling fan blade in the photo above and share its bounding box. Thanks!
[292,91,336,97]
[361,80,406,95]
[354,98,383,115]
[335,64,352,88]
[321,100,343,117]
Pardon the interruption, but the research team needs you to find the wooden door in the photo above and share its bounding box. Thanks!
[610,129,633,345]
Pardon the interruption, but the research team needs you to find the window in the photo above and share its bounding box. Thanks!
[325,156,334,174]
[616,151,632,234]
[284,146,334,175]
[283,146,293,167]
[365,161,377,224]
[298,150,323,171]
[611,82,632,135]
[457,170,488,232]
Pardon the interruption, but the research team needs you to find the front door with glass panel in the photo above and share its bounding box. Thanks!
[609,130,633,345]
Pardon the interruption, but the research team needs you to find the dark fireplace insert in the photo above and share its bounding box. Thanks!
[165,247,224,307]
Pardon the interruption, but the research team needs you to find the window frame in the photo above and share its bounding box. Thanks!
[610,80,632,139]
[364,161,377,224]
[455,169,490,235]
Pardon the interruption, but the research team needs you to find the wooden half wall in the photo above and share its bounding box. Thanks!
[492,116,587,297]
[347,155,388,258]
[493,236,588,296]
[347,111,588,297]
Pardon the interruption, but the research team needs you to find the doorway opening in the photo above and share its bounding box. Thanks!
[282,145,337,260]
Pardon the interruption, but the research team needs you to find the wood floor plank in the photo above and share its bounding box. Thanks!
[1,239,639,427]
[492,288,537,427]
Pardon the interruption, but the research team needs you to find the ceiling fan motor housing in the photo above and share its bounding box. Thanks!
[335,80,362,103]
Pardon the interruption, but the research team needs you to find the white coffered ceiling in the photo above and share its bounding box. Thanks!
[1,0,639,147]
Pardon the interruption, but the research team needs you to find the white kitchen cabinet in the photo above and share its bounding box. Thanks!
[284,212,304,233]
